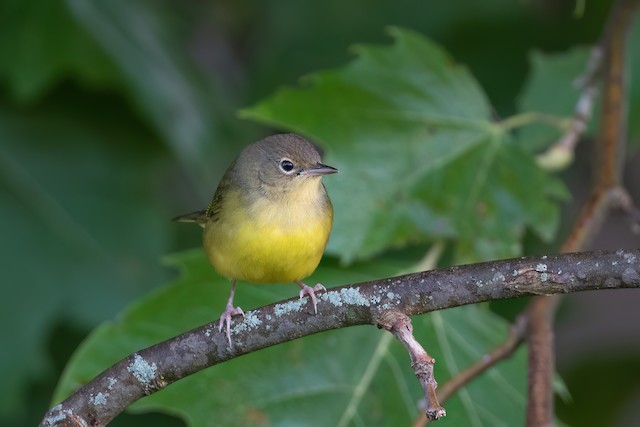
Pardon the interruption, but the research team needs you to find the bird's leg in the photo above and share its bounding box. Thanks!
[218,279,244,346]
[295,279,326,314]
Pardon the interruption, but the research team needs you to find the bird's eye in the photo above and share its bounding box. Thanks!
[279,159,295,173]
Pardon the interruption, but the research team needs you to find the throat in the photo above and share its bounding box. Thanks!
[253,180,326,226]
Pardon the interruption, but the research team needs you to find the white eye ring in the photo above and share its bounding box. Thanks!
[279,158,296,174]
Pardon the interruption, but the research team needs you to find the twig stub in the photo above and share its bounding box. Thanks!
[377,310,446,421]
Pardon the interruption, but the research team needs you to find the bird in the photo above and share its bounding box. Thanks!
[174,133,338,345]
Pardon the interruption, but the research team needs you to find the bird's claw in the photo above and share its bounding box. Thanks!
[298,283,326,314]
[218,304,244,346]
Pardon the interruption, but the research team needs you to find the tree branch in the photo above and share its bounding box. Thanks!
[525,295,561,427]
[41,249,640,426]
[525,1,640,425]
[594,0,638,188]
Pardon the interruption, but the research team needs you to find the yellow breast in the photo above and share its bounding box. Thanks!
[203,181,333,284]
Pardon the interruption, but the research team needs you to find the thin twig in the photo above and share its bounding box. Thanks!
[560,185,623,252]
[614,187,640,233]
[533,39,602,172]
[535,47,601,172]
[438,314,528,403]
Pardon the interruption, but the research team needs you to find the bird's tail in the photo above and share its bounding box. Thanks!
[172,210,207,227]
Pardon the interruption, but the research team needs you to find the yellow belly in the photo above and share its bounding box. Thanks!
[203,188,332,284]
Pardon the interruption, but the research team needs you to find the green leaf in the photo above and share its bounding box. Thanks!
[418,134,568,263]
[53,250,525,426]
[423,310,527,426]
[241,27,565,263]
[515,18,639,147]
[515,48,596,153]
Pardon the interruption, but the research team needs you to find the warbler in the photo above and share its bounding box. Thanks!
[174,133,338,344]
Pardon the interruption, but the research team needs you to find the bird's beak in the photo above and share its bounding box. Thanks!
[303,163,339,176]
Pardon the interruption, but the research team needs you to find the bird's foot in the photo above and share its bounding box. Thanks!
[218,303,244,346]
[298,283,326,314]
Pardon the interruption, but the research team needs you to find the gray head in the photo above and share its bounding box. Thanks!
[231,134,338,194]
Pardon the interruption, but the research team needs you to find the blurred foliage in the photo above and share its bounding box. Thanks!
[0,89,172,420]
[2,0,639,426]
[0,0,119,101]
